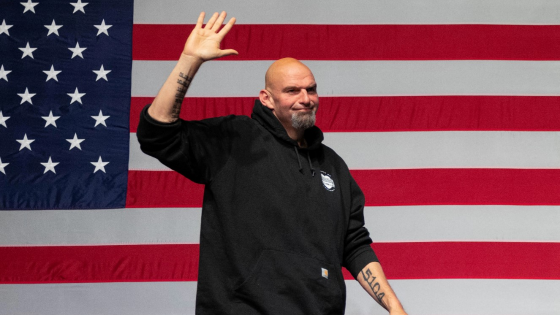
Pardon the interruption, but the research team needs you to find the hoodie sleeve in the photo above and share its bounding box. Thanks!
[136,104,234,184]
[342,176,379,279]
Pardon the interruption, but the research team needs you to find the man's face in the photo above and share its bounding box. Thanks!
[264,62,319,131]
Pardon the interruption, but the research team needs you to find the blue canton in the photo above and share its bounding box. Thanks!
[0,0,133,209]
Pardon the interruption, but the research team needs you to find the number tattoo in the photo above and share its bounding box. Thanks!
[171,72,193,118]
[360,268,386,305]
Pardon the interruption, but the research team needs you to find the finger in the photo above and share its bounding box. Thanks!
[211,11,227,32]
[217,17,236,39]
[217,49,239,58]
[204,12,219,30]
[195,12,205,29]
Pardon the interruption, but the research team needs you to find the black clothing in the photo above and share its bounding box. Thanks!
[137,100,378,314]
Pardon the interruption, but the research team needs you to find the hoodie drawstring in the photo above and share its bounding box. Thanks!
[294,146,315,177]
[307,151,316,177]
[294,146,303,174]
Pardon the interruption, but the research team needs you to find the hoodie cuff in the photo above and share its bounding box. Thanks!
[346,248,379,279]
[141,104,182,127]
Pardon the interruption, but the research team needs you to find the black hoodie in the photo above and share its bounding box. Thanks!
[137,100,378,315]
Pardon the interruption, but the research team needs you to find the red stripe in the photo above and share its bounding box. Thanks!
[126,170,204,208]
[2,242,558,283]
[353,169,560,206]
[133,24,560,61]
[129,96,560,133]
[369,242,560,280]
[0,244,199,284]
[126,169,560,208]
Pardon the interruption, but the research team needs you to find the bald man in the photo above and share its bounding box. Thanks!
[137,12,407,315]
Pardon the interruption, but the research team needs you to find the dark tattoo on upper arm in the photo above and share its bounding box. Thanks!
[171,72,193,118]
[361,268,386,306]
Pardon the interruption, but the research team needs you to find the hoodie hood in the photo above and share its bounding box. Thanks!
[251,99,324,150]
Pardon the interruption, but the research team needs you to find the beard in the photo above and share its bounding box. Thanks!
[291,110,316,130]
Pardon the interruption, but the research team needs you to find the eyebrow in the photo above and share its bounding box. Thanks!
[282,83,317,92]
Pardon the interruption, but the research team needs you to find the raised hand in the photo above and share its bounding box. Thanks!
[183,11,238,62]
[147,11,237,122]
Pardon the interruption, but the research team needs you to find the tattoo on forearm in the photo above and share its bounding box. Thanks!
[177,79,189,86]
[178,72,192,81]
[360,268,386,306]
[171,72,193,118]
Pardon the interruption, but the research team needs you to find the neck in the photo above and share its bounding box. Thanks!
[284,125,306,147]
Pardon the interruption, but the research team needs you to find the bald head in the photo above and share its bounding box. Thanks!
[265,58,314,91]
[259,58,319,142]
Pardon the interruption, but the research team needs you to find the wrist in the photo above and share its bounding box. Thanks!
[386,297,406,314]
[179,53,204,68]
[175,54,203,81]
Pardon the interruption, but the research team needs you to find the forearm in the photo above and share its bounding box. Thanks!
[357,262,407,314]
[148,54,202,123]
[146,11,237,123]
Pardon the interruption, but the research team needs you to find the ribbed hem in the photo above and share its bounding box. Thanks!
[346,248,379,279]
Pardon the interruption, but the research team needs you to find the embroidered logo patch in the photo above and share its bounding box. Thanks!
[322,268,329,279]
[321,171,335,191]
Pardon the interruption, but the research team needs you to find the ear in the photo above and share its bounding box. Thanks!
[259,89,275,110]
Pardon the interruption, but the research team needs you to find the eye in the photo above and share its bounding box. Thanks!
[307,86,317,94]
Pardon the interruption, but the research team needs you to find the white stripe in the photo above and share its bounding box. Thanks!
[345,279,560,315]
[324,131,560,169]
[1,280,558,315]
[132,60,560,97]
[129,132,560,170]
[0,208,201,246]
[2,206,559,246]
[133,0,560,25]
[366,206,560,243]
[0,282,197,315]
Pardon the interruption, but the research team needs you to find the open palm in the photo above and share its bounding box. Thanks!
[183,11,238,61]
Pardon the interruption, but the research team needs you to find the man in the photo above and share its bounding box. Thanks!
[137,11,407,315]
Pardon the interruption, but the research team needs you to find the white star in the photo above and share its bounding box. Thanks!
[91,110,109,127]
[66,133,84,150]
[41,156,59,174]
[18,87,36,105]
[21,0,38,13]
[44,19,62,36]
[91,156,109,173]
[0,111,9,128]
[19,42,37,59]
[0,19,13,36]
[68,42,86,59]
[94,19,112,36]
[67,87,85,104]
[43,65,61,82]
[93,64,111,81]
[70,0,88,14]
[0,65,11,82]
[16,134,35,151]
[0,158,8,175]
[42,110,60,127]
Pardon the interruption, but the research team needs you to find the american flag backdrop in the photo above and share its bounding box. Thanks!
[1,0,560,314]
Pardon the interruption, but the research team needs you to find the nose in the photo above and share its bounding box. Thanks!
[299,89,310,105]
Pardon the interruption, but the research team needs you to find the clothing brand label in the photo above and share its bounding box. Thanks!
[322,268,329,279]
[321,171,335,191]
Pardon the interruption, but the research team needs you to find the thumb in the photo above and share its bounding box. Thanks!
[218,49,239,58]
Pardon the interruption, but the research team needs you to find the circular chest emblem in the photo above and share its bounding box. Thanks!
[321,171,335,191]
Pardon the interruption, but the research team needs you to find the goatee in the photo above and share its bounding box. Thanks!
[291,111,316,130]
